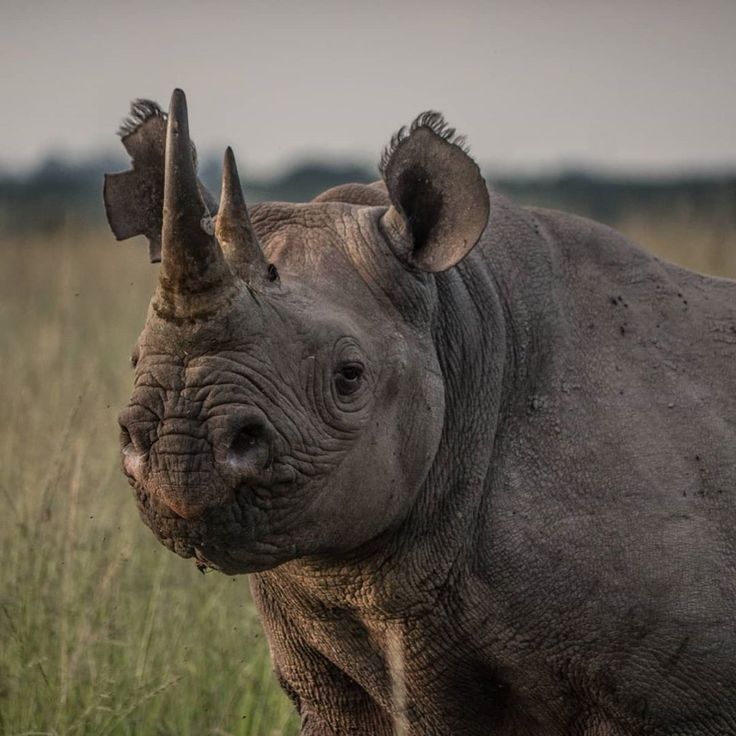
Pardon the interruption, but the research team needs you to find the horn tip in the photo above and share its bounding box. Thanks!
[222,147,242,194]
[223,146,236,170]
[168,88,188,120]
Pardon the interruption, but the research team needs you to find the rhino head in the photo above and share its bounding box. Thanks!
[106,89,489,574]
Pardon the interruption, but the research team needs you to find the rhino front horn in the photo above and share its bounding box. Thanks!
[216,147,269,286]
[157,89,234,316]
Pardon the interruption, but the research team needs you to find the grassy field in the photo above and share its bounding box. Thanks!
[0,230,299,736]
[1,213,734,736]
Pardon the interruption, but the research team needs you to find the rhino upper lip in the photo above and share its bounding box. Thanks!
[128,455,301,568]
[135,476,267,535]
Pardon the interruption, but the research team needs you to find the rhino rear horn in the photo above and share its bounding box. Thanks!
[103,98,218,263]
[156,89,234,309]
[380,111,489,273]
[216,147,270,286]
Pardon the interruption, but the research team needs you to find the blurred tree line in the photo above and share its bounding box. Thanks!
[1,153,734,238]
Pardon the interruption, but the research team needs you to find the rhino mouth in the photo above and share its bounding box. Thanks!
[132,483,293,574]
[192,545,282,575]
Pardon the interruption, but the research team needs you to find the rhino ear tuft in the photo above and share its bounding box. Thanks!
[380,112,489,273]
[103,97,217,264]
[117,99,167,139]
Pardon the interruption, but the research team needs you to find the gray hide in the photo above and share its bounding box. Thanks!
[105,89,736,735]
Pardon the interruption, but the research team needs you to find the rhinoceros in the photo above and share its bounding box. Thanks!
[104,89,736,735]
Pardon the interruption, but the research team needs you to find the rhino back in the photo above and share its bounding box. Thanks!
[467,199,736,730]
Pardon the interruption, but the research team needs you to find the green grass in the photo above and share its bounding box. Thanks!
[0,229,299,735]
[1,213,734,736]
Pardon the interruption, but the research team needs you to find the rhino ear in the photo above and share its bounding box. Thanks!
[380,112,489,273]
[103,99,218,263]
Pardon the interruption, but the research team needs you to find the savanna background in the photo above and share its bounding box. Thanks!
[2,1,735,734]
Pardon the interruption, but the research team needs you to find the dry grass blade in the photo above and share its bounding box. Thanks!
[386,629,408,736]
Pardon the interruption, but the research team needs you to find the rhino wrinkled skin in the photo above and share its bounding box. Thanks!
[104,90,736,735]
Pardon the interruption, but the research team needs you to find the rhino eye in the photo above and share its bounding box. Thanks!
[335,363,364,396]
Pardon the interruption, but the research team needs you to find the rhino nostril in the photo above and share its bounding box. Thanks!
[120,424,133,449]
[119,424,146,478]
[231,424,262,454]
[118,411,153,455]
[227,422,272,474]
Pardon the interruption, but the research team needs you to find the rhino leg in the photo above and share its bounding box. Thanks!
[253,578,393,734]
[280,647,393,735]
[299,708,391,736]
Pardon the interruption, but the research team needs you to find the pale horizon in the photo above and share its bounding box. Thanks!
[3,0,736,176]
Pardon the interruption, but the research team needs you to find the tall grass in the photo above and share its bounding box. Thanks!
[1,211,734,735]
[0,229,298,735]
[620,207,736,279]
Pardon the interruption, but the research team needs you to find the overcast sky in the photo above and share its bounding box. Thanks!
[2,0,735,175]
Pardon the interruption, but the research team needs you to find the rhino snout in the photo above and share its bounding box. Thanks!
[120,405,278,522]
[158,411,276,522]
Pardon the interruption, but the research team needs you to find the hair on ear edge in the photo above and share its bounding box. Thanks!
[118,99,166,138]
[379,111,470,176]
